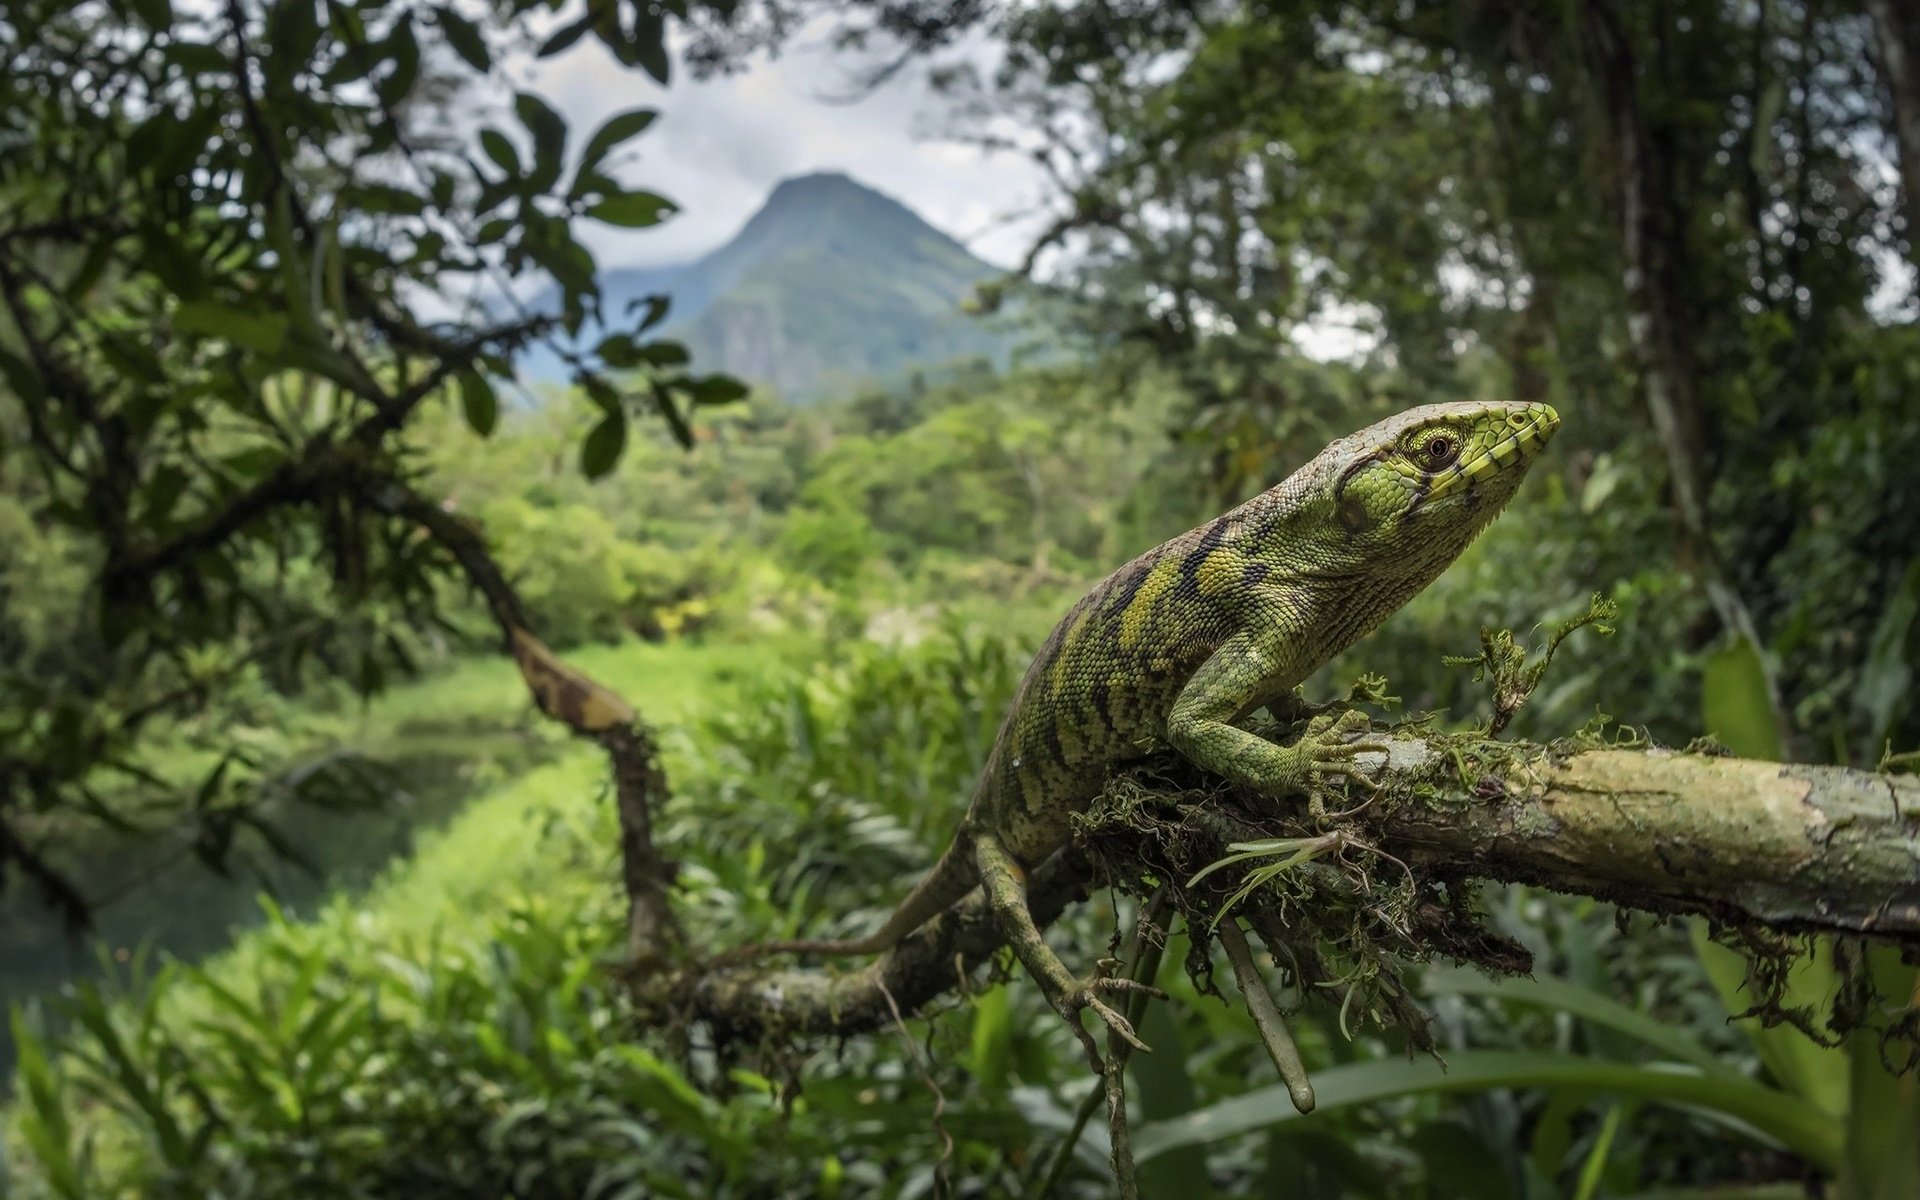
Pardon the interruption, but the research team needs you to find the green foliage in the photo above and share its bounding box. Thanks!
[0,0,744,916]
[8,623,1911,1198]
[683,623,1030,927]
[4,0,1917,1194]
[904,0,1920,765]
[478,497,734,646]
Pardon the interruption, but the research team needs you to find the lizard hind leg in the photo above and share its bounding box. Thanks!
[972,831,1165,1073]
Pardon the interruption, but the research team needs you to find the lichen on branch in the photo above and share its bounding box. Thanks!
[681,714,1920,1058]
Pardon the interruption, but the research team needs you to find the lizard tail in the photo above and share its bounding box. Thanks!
[709,834,979,966]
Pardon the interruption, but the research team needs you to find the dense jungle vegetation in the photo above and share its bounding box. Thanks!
[2,0,1919,1197]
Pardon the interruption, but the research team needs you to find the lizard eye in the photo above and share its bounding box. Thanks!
[1421,433,1459,470]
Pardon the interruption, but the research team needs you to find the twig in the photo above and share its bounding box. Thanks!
[1105,1045,1138,1200]
[1030,890,1169,1200]
[879,979,954,1197]
[1218,918,1316,1113]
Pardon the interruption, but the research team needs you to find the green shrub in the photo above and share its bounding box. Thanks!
[6,627,1853,1200]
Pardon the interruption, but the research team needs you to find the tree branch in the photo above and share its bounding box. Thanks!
[686,733,1920,1043]
[96,314,547,608]
[365,477,682,966]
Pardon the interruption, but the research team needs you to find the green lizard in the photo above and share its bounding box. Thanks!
[735,401,1559,1065]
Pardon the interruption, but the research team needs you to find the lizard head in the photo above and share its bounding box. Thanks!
[1302,400,1560,580]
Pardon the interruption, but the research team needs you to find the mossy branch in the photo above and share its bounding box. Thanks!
[683,727,1920,1048]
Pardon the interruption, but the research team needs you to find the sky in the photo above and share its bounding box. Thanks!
[502,22,1052,272]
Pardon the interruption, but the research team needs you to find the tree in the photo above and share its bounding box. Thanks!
[0,0,740,942]
[816,0,1914,761]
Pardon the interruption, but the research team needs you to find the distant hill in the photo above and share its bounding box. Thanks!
[524,172,1018,402]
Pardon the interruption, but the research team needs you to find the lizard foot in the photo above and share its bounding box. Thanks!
[1053,975,1168,1072]
[1308,708,1390,771]
[1259,709,1391,816]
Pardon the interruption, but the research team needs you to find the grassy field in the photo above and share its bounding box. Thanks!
[0,632,814,1083]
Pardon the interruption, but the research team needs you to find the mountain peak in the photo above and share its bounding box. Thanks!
[732,171,962,256]
[535,172,1015,402]
[766,170,865,199]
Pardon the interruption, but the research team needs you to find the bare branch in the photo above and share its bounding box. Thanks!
[367,477,682,965]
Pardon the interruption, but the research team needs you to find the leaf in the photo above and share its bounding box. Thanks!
[142,465,193,525]
[172,300,289,354]
[630,8,670,84]
[1422,967,1727,1073]
[1839,946,1920,1195]
[581,412,627,479]
[595,333,645,369]
[140,222,206,297]
[1702,636,1783,761]
[1690,923,1849,1117]
[12,1008,83,1200]
[1131,1052,1844,1172]
[164,40,228,75]
[1405,1121,1516,1200]
[514,91,568,193]
[479,128,520,178]
[587,191,677,228]
[347,183,427,215]
[128,0,173,31]
[579,108,658,175]
[651,381,692,448]
[582,374,622,415]
[459,370,498,436]
[1134,992,1218,1200]
[435,6,490,72]
[678,374,749,406]
[641,341,690,368]
[967,987,1013,1095]
[628,292,671,332]
[0,346,45,404]
[376,15,421,108]
[537,13,593,58]
[1858,559,1920,755]
[521,213,596,299]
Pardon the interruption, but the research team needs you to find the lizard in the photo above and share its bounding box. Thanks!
[726,400,1560,1067]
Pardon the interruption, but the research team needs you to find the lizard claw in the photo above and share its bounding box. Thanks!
[1300,710,1389,791]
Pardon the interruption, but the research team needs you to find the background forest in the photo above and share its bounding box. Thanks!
[2,0,1919,1197]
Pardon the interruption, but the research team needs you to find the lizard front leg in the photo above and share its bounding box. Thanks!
[1165,628,1384,805]
[973,830,1164,1072]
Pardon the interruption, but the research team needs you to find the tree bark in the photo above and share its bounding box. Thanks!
[686,735,1920,1043]
[1576,1,1794,753]
[1868,0,1920,266]
[370,478,682,966]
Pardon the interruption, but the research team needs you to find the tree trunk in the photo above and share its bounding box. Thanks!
[1868,0,1920,266]
[1576,0,1794,754]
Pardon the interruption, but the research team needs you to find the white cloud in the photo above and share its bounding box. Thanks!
[500,22,1052,270]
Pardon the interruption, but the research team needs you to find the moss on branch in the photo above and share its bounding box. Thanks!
[679,721,1920,1053]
